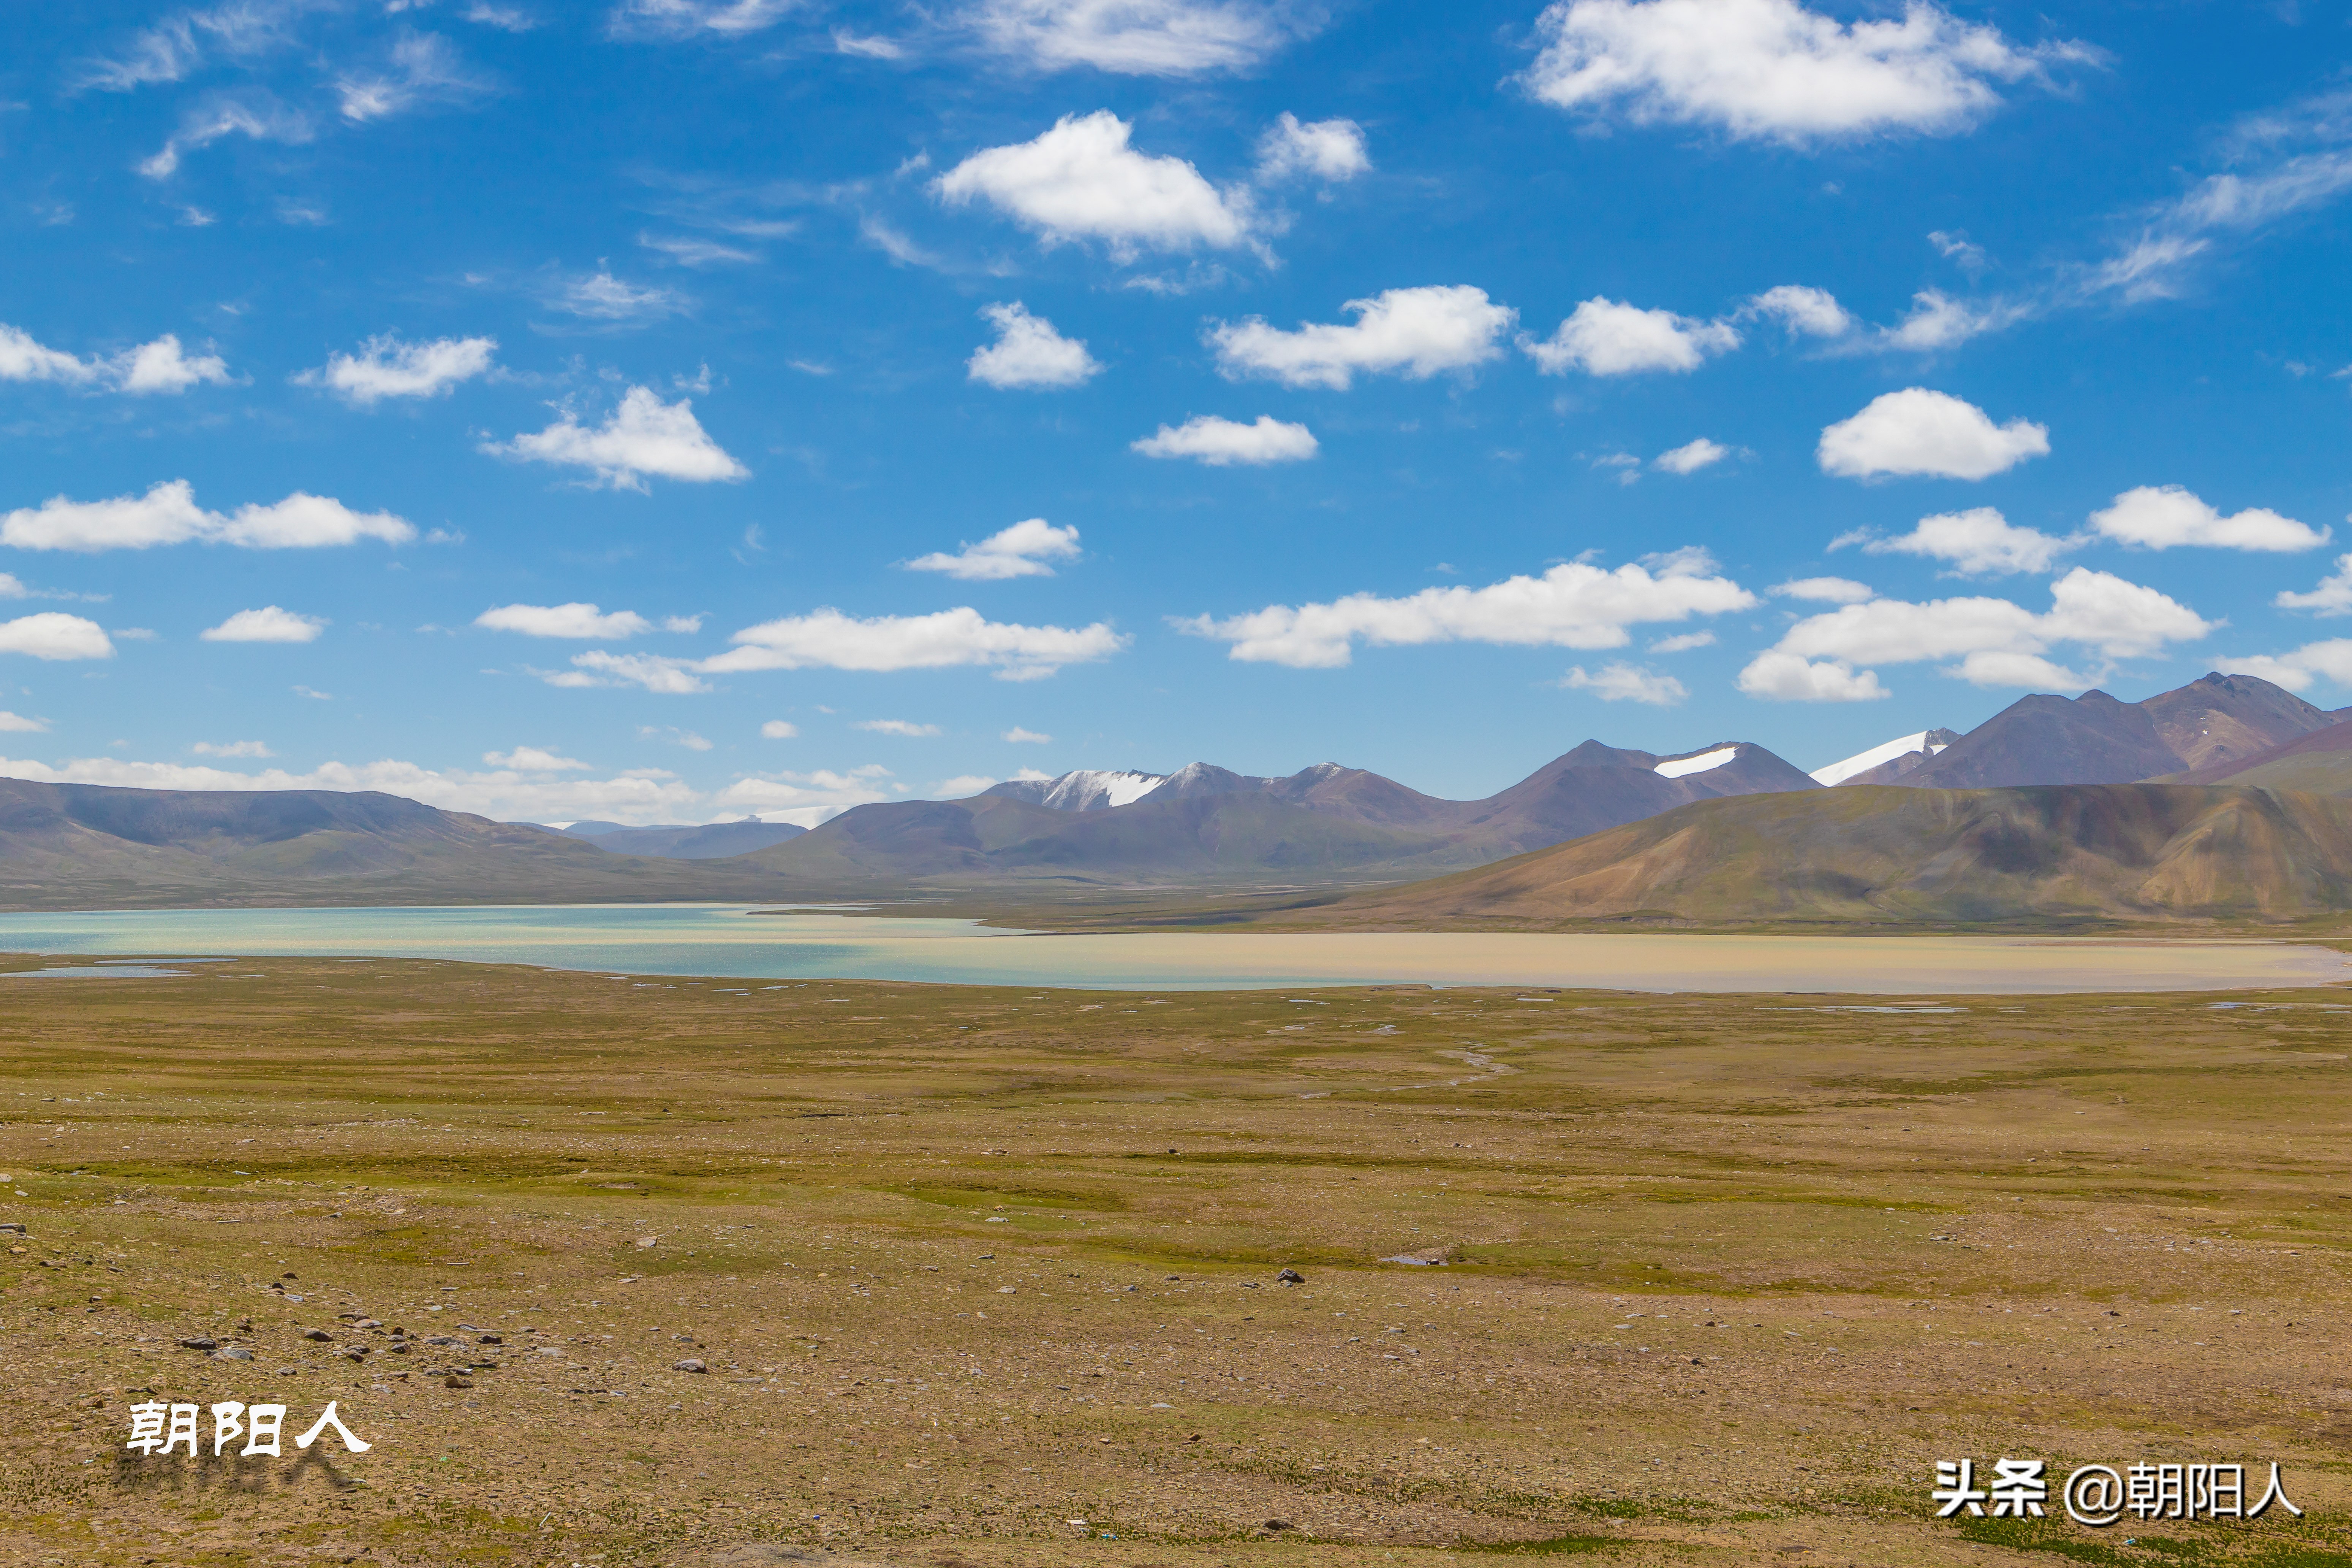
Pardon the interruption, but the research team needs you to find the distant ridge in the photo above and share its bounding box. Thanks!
[556,819,808,859]
[1303,784,2352,929]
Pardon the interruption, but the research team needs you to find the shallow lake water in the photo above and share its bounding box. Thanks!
[0,903,2348,994]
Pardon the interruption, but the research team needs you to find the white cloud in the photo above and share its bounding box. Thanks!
[467,4,538,30]
[711,765,894,828]
[0,481,414,552]
[640,725,712,751]
[482,745,590,770]
[760,720,799,739]
[2218,641,2352,694]
[192,740,273,758]
[1522,0,2090,144]
[1744,283,1853,337]
[0,324,232,395]
[0,712,48,732]
[1851,506,2077,576]
[968,0,1312,75]
[2277,553,2352,615]
[1871,288,2019,351]
[115,335,235,394]
[1560,661,1687,705]
[610,0,795,38]
[640,233,759,267]
[486,386,747,490]
[1177,550,1756,668]
[1131,414,1317,466]
[2088,485,2330,553]
[1003,726,1052,742]
[201,606,326,644]
[552,269,683,322]
[476,603,657,639]
[934,111,1253,258]
[936,774,999,797]
[967,302,1102,389]
[1740,567,2213,698]
[296,333,497,404]
[856,719,943,737]
[550,650,711,695]
[834,29,903,57]
[1256,113,1370,182]
[1817,388,2050,480]
[1649,630,1715,653]
[335,31,489,123]
[1735,650,1891,701]
[1208,285,1516,389]
[1771,577,1876,603]
[0,614,113,661]
[139,97,313,180]
[905,519,1083,581]
[1653,437,1730,475]
[0,750,707,828]
[1522,297,1740,376]
[707,606,1128,682]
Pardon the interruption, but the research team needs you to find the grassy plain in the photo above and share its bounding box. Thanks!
[3,954,2352,1568]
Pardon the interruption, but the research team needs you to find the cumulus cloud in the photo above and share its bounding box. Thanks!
[0,712,49,732]
[934,111,1253,258]
[905,519,1083,581]
[1649,630,1715,653]
[192,740,272,758]
[0,324,232,395]
[2218,641,2352,694]
[706,606,1128,682]
[1522,297,1741,376]
[1735,650,1890,701]
[2088,485,2330,553]
[1,481,414,552]
[486,386,747,490]
[1743,283,1854,337]
[548,651,712,695]
[201,606,326,644]
[856,719,943,737]
[966,302,1102,389]
[1003,726,1052,742]
[482,745,590,770]
[1177,550,1756,668]
[1256,113,1370,182]
[1771,577,1876,603]
[296,333,497,405]
[476,603,657,639]
[968,0,1315,75]
[1816,388,2050,480]
[760,720,799,739]
[710,765,895,829]
[1208,285,1516,389]
[1131,414,1317,466]
[1846,506,2077,576]
[1653,437,1730,475]
[0,750,707,828]
[1522,0,2092,144]
[1738,567,2213,698]
[2277,554,2352,616]
[0,614,114,661]
[936,774,1000,797]
[1560,661,1687,705]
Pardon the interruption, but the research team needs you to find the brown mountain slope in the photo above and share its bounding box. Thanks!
[0,779,781,909]
[2140,671,2341,771]
[1904,691,2184,788]
[1295,784,2352,929]
[2168,717,2352,794]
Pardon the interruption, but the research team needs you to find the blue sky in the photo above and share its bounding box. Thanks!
[3,0,2350,825]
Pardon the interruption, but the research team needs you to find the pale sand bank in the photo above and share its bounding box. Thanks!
[0,905,2348,992]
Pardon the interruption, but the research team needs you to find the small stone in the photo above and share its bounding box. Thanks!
[338,1345,370,1360]
[212,1346,253,1361]
[444,1375,473,1389]
[353,1318,381,1329]
[673,1358,707,1373]
[476,1334,501,1345]
[177,1337,217,1351]
[1264,1520,1293,1532]
[302,1329,333,1342]
[0,1222,25,1235]
[1276,1267,1306,1285]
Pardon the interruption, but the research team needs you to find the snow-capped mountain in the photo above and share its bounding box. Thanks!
[1811,730,1957,788]
[981,769,1167,812]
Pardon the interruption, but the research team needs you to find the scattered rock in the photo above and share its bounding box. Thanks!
[302,1329,333,1342]
[177,1337,217,1351]
[1277,1267,1305,1285]
[444,1375,473,1389]
[1264,1520,1294,1532]
[674,1358,708,1373]
[635,1236,660,1248]
[0,1222,25,1235]
[477,1333,501,1345]
[212,1346,253,1361]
